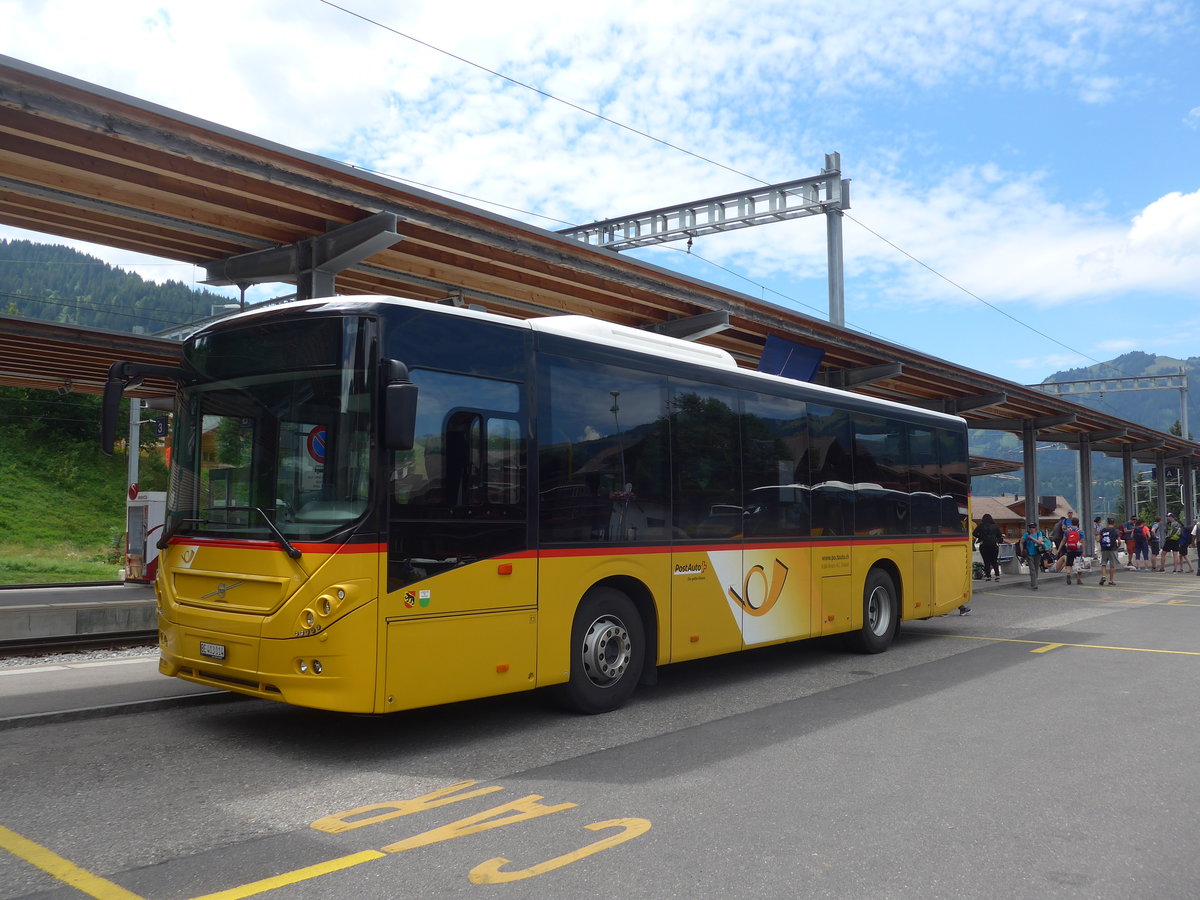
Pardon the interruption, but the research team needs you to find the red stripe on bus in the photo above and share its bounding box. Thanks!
[539,535,967,557]
[166,536,385,554]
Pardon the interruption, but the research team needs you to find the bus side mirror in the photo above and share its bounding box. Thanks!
[382,359,418,451]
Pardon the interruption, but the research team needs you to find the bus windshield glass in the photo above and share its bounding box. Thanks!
[166,316,374,542]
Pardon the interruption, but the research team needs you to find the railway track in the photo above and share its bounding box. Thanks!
[0,630,157,660]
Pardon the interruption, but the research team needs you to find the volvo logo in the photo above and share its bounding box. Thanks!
[202,581,245,600]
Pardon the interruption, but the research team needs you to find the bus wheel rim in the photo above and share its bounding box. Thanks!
[581,615,632,687]
[867,585,891,635]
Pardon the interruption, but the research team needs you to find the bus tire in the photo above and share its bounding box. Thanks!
[848,568,898,654]
[560,587,645,714]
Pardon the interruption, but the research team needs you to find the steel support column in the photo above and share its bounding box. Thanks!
[1123,447,1135,520]
[1078,435,1093,553]
[1023,420,1039,526]
[1184,459,1195,526]
[1156,454,1168,525]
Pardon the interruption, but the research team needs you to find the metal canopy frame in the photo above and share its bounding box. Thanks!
[556,168,849,252]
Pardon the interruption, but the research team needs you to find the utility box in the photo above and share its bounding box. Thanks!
[125,490,166,583]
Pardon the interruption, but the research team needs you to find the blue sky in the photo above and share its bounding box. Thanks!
[2,0,1198,384]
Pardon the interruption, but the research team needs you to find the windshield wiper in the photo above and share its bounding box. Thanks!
[157,507,302,558]
[217,506,303,559]
[251,507,303,559]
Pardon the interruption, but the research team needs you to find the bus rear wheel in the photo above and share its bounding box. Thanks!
[849,569,898,654]
[560,587,645,714]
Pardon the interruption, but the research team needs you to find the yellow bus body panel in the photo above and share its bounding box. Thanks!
[158,540,383,713]
[156,532,971,714]
[384,611,538,711]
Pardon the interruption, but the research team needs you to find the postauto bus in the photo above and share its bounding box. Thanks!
[102,296,971,715]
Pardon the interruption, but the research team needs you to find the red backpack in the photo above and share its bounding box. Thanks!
[1065,527,1080,550]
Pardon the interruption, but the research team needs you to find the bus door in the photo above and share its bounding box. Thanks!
[934,429,972,610]
[670,382,744,661]
[740,392,815,644]
[384,373,535,705]
[810,405,856,634]
[906,426,941,616]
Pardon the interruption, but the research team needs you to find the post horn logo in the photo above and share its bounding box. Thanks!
[728,559,789,617]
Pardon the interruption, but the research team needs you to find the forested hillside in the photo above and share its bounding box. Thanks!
[0,238,231,333]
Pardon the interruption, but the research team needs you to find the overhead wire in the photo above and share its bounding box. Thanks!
[317,0,1126,380]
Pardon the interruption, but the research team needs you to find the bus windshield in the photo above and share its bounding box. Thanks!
[166,316,374,543]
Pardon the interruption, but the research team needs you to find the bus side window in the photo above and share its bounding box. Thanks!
[907,426,940,535]
[809,404,853,536]
[486,418,521,506]
[391,370,523,512]
[445,411,483,506]
[740,390,810,539]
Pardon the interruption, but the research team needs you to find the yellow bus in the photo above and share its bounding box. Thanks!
[102,296,971,715]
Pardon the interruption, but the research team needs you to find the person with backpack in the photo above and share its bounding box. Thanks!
[1177,518,1193,573]
[1050,515,1068,573]
[1057,516,1085,585]
[1021,522,1046,590]
[1163,512,1183,573]
[1097,517,1122,586]
[1133,518,1151,570]
[973,513,1004,582]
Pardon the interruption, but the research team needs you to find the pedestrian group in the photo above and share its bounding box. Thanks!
[995,510,1200,591]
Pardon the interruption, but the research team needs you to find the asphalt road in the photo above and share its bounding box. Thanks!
[2,573,1199,899]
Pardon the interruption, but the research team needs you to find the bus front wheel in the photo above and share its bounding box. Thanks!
[849,569,898,654]
[560,587,645,714]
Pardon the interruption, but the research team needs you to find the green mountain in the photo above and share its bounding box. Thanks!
[0,238,231,333]
[1041,352,1197,436]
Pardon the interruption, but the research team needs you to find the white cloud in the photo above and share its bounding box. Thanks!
[1186,107,1200,130]
[2,0,1196,378]
[1095,338,1142,354]
[798,170,1200,315]
[1129,189,1200,255]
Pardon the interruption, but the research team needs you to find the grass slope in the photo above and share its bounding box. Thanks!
[0,431,130,583]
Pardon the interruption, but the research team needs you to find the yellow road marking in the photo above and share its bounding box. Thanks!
[188,850,386,900]
[1030,643,1063,654]
[470,818,652,884]
[0,825,146,900]
[936,633,1200,656]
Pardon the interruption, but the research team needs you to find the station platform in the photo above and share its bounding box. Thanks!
[0,581,235,727]
[0,582,157,642]
[0,652,234,727]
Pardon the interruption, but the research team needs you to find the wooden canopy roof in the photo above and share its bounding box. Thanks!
[1,54,1197,464]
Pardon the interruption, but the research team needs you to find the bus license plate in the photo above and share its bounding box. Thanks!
[199,641,226,660]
